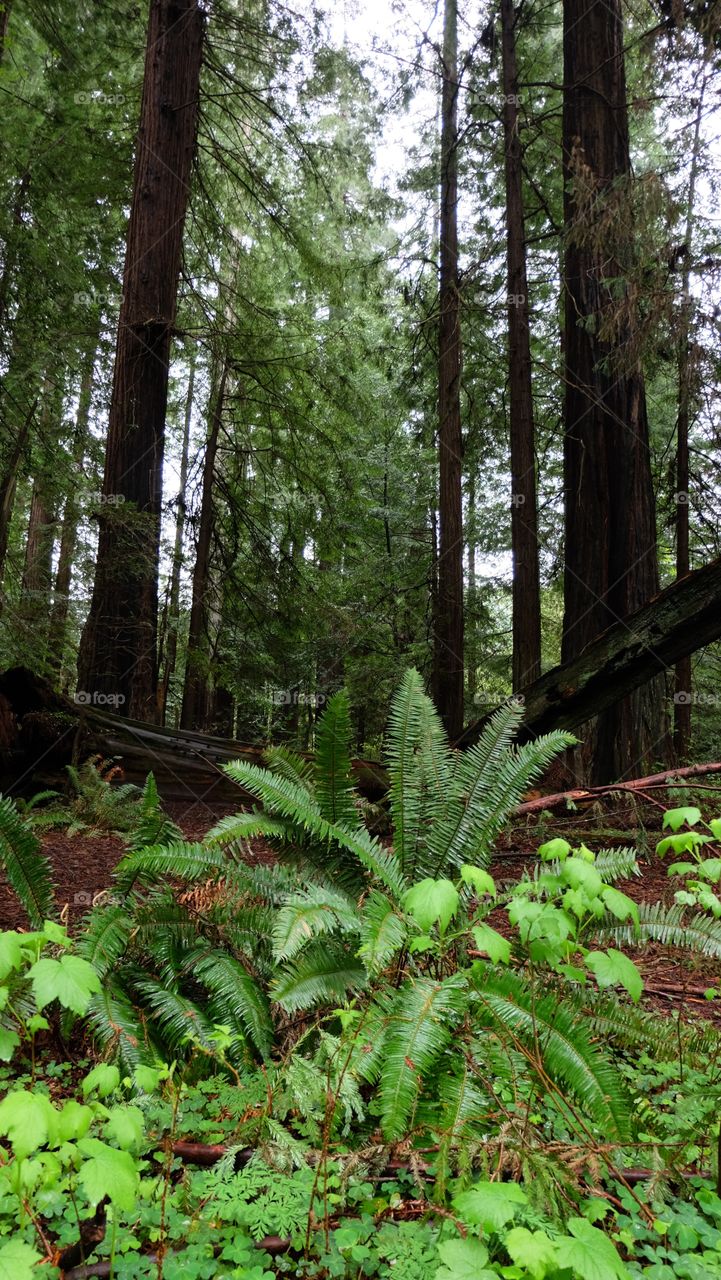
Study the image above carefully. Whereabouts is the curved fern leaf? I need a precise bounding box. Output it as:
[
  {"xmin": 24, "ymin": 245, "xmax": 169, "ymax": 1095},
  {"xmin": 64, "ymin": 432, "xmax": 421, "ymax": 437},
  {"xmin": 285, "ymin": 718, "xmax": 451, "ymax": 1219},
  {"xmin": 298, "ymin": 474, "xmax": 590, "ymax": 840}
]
[
  {"xmin": 191, "ymin": 949, "xmax": 274, "ymax": 1060},
  {"xmin": 272, "ymin": 940, "xmax": 366, "ymax": 1013},
  {"xmin": 0, "ymin": 794, "xmax": 55, "ymax": 926},
  {"xmin": 273, "ymin": 884, "xmax": 359, "ymax": 962},
  {"xmin": 314, "ymin": 690, "xmax": 359, "ymax": 829},
  {"xmin": 379, "ymin": 974, "xmax": 466, "ymax": 1141},
  {"xmin": 469, "ymin": 966, "xmax": 630, "ymax": 1139}
]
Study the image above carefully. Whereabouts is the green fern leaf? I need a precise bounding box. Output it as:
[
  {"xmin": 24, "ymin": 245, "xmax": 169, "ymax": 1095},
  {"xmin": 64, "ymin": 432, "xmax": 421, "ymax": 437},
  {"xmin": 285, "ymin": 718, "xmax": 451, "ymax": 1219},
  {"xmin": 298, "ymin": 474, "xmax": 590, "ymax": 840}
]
[{"xmin": 0, "ymin": 794, "xmax": 55, "ymax": 927}]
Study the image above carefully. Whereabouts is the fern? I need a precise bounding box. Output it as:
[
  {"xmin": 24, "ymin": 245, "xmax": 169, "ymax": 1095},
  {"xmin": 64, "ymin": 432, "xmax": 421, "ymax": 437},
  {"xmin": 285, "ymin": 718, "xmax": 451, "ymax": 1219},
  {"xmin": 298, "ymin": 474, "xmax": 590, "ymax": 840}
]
[
  {"xmin": 272, "ymin": 883, "xmax": 359, "ymax": 962},
  {"xmin": 385, "ymin": 668, "xmax": 428, "ymax": 876},
  {"xmin": 313, "ymin": 690, "xmax": 358, "ymax": 828},
  {"xmin": 126, "ymin": 773, "xmax": 182, "ymax": 851},
  {"xmin": 598, "ymin": 901, "xmax": 721, "ymax": 956},
  {"xmin": 191, "ymin": 949, "xmax": 274, "ymax": 1060},
  {"xmin": 272, "ymin": 939, "xmax": 367, "ymax": 1013},
  {"xmin": 0, "ymin": 793, "xmax": 55, "ymax": 926},
  {"xmin": 114, "ymin": 841, "xmax": 228, "ymax": 892},
  {"xmin": 79, "ymin": 904, "xmax": 134, "ymax": 979},
  {"xmin": 357, "ymin": 891, "xmax": 406, "ymax": 977},
  {"xmin": 379, "ymin": 974, "xmax": 466, "ymax": 1140},
  {"xmin": 222, "ymin": 762, "xmax": 405, "ymax": 897},
  {"xmin": 469, "ymin": 965, "xmax": 631, "ymax": 1139}
]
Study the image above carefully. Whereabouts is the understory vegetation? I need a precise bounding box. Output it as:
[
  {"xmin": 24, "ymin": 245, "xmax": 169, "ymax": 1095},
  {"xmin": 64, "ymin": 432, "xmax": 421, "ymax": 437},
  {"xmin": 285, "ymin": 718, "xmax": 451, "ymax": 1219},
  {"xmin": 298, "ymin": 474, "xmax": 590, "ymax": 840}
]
[{"xmin": 2, "ymin": 675, "xmax": 721, "ymax": 1277}]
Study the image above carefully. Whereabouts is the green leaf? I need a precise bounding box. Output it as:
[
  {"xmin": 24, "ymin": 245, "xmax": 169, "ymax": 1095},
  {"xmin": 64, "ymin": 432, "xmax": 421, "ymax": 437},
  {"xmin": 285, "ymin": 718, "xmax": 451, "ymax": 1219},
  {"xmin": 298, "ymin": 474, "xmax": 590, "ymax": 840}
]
[
  {"xmin": 601, "ymin": 887, "xmax": 639, "ymax": 925},
  {"xmin": 77, "ymin": 1137, "xmax": 139, "ymax": 1210},
  {"xmin": 697, "ymin": 859, "xmax": 721, "ymax": 883},
  {"xmin": 663, "ymin": 806, "xmax": 702, "ymax": 831},
  {"xmin": 555, "ymin": 1217, "xmax": 629, "ymax": 1280},
  {"xmin": 709, "ymin": 819, "xmax": 721, "ymax": 839},
  {"xmin": 105, "ymin": 1105, "xmax": 144, "ymax": 1152},
  {"xmin": 460, "ymin": 866, "xmax": 496, "ymax": 897},
  {"xmin": 403, "ymin": 878, "xmax": 459, "ymax": 933},
  {"xmin": 472, "ymin": 923, "xmax": 511, "ymax": 964},
  {"xmin": 657, "ymin": 832, "xmax": 709, "ymax": 856},
  {"xmin": 505, "ymin": 1227, "xmax": 558, "ymax": 1279},
  {"xmin": 585, "ymin": 950, "xmax": 643, "ymax": 1002},
  {"xmin": 538, "ymin": 838, "xmax": 571, "ymax": 861},
  {"xmin": 436, "ymin": 1238, "xmax": 495, "ymax": 1280},
  {"xmin": 0, "ymin": 1089, "xmax": 56, "ymax": 1158},
  {"xmin": 133, "ymin": 1065, "xmax": 167, "ymax": 1093},
  {"xmin": 0, "ymin": 1240, "xmax": 42, "ymax": 1280},
  {"xmin": 82, "ymin": 1063, "xmax": 121, "ymax": 1098},
  {"xmin": 0, "ymin": 932, "xmax": 23, "ymax": 981},
  {"xmin": 28, "ymin": 954, "xmax": 101, "ymax": 1014},
  {"xmin": 561, "ymin": 857, "xmax": 603, "ymax": 896},
  {"xmin": 453, "ymin": 1180, "xmax": 528, "ymax": 1231},
  {"xmin": 57, "ymin": 1099, "xmax": 93, "ymax": 1143},
  {"xmin": 0, "ymin": 1028, "xmax": 19, "ymax": 1061}
]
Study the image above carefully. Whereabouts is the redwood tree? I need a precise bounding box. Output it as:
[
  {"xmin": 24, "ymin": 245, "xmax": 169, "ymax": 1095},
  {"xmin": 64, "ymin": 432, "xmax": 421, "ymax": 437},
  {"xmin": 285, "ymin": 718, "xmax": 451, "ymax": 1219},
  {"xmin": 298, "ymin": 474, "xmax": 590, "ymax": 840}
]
[
  {"xmin": 77, "ymin": 0, "xmax": 204, "ymax": 719},
  {"xmin": 500, "ymin": 0, "xmax": 541, "ymax": 691},
  {"xmin": 435, "ymin": 0, "xmax": 464, "ymax": 740},
  {"xmin": 561, "ymin": 0, "xmax": 664, "ymax": 783}
]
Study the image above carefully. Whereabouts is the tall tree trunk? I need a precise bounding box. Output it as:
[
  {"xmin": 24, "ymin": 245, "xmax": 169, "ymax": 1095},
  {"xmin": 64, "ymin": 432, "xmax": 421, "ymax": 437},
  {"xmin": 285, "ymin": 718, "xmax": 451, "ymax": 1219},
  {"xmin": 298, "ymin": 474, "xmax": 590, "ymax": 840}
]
[
  {"xmin": 158, "ymin": 354, "xmax": 195, "ymax": 723},
  {"xmin": 19, "ymin": 477, "xmax": 56, "ymax": 666},
  {"xmin": 47, "ymin": 343, "xmax": 97, "ymax": 679},
  {"xmin": 673, "ymin": 76, "xmax": 705, "ymax": 761},
  {"xmin": 561, "ymin": 0, "xmax": 663, "ymax": 783},
  {"xmin": 500, "ymin": 0, "xmax": 541, "ymax": 692},
  {"xmin": 466, "ymin": 473, "xmax": 477, "ymax": 704},
  {"xmin": 77, "ymin": 0, "xmax": 204, "ymax": 720},
  {"xmin": 435, "ymin": 0, "xmax": 464, "ymax": 740},
  {"xmin": 0, "ymin": 0, "xmax": 12, "ymax": 64},
  {"xmin": 0, "ymin": 401, "xmax": 33, "ymax": 599},
  {"xmin": 180, "ymin": 361, "xmax": 228, "ymax": 731}
]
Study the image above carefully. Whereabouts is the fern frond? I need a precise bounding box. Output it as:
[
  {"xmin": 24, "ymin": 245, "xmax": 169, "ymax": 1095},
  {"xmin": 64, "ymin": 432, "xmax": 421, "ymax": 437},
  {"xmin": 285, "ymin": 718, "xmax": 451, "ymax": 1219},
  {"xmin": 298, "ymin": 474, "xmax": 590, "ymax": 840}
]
[
  {"xmin": 357, "ymin": 891, "xmax": 406, "ymax": 977},
  {"xmin": 79, "ymin": 904, "xmax": 134, "ymax": 979},
  {"xmin": 272, "ymin": 884, "xmax": 359, "ymax": 962},
  {"xmin": 469, "ymin": 966, "xmax": 630, "ymax": 1139},
  {"xmin": 191, "ymin": 949, "xmax": 274, "ymax": 1060},
  {"xmin": 86, "ymin": 979, "xmax": 152, "ymax": 1074},
  {"xmin": 385, "ymin": 668, "xmax": 428, "ymax": 877},
  {"xmin": 205, "ymin": 811, "xmax": 289, "ymax": 846},
  {"xmin": 131, "ymin": 975, "xmax": 216, "ymax": 1053},
  {"xmin": 379, "ymin": 974, "xmax": 466, "ymax": 1141},
  {"xmin": 0, "ymin": 794, "xmax": 55, "ymax": 926},
  {"xmin": 598, "ymin": 901, "xmax": 721, "ymax": 957},
  {"xmin": 272, "ymin": 940, "xmax": 366, "ymax": 1013},
  {"xmin": 593, "ymin": 848, "xmax": 640, "ymax": 881},
  {"xmin": 126, "ymin": 773, "xmax": 182, "ymax": 851},
  {"xmin": 313, "ymin": 690, "xmax": 359, "ymax": 829},
  {"xmin": 114, "ymin": 841, "xmax": 228, "ymax": 892},
  {"xmin": 264, "ymin": 745, "xmax": 315, "ymax": 792},
  {"xmin": 223, "ymin": 762, "xmax": 404, "ymax": 897}
]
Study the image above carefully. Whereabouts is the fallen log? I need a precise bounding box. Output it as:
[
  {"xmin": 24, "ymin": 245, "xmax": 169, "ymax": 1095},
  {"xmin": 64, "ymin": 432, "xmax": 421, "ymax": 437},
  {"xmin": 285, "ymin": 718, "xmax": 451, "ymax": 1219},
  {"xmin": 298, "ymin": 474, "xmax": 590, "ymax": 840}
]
[
  {"xmin": 457, "ymin": 555, "xmax": 721, "ymax": 750},
  {"xmin": 512, "ymin": 760, "xmax": 721, "ymax": 817},
  {"xmin": 0, "ymin": 667, "xmax": 389, "ymax": 803}
]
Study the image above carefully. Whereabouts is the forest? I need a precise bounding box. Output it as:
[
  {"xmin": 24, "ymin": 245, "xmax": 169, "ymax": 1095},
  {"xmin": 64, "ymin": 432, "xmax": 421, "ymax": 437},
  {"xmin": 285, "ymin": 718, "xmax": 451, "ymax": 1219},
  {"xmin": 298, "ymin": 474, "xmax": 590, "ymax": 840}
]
[{"xmin": 2, "ymin": 0, "xmax": 721, "ymax": 1276}]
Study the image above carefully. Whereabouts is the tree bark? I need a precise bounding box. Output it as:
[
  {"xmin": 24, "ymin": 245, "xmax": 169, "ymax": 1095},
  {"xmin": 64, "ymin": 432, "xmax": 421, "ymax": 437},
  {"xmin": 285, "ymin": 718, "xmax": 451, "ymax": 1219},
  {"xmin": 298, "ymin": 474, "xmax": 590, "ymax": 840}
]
[
  {"xmin": 500, "ymin": 0, "xmax": 541, "ymax": 691},
  {"xmin": 456, "ymin": 554, "xmax": 721, "ymax": 751},
  {"xmin": 673, "ymin": 76, "xmax": 706, "ymax": 760},
  {"xmin": 562, "ymin": 0, "xmax": 663, "ymax": 783},
  {"xmin": 180, "ymin": 361, "xmax": 228, "ymax": 731},
  {"xmin": 158, "ymin": 354, "xmax": 195, "ymax": 723},
  {"xmin": 48, "ymin": 343, "xmax": 97, "ymax": 679},
  {"xmin": 434, "ymin": 0, "xmax": 464, "ymax": 740},
  {"xmin": 77, "ymin": 0, "xmax": 204, "ymax": 720}
]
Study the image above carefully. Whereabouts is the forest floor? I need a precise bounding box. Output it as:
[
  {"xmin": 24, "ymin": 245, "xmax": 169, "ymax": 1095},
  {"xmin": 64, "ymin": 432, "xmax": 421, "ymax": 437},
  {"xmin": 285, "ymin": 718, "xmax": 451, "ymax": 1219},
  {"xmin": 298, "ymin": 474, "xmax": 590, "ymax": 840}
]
[{"xmin": 2, "ymin": 793, "xmax": 719, "ymax": 1024}]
